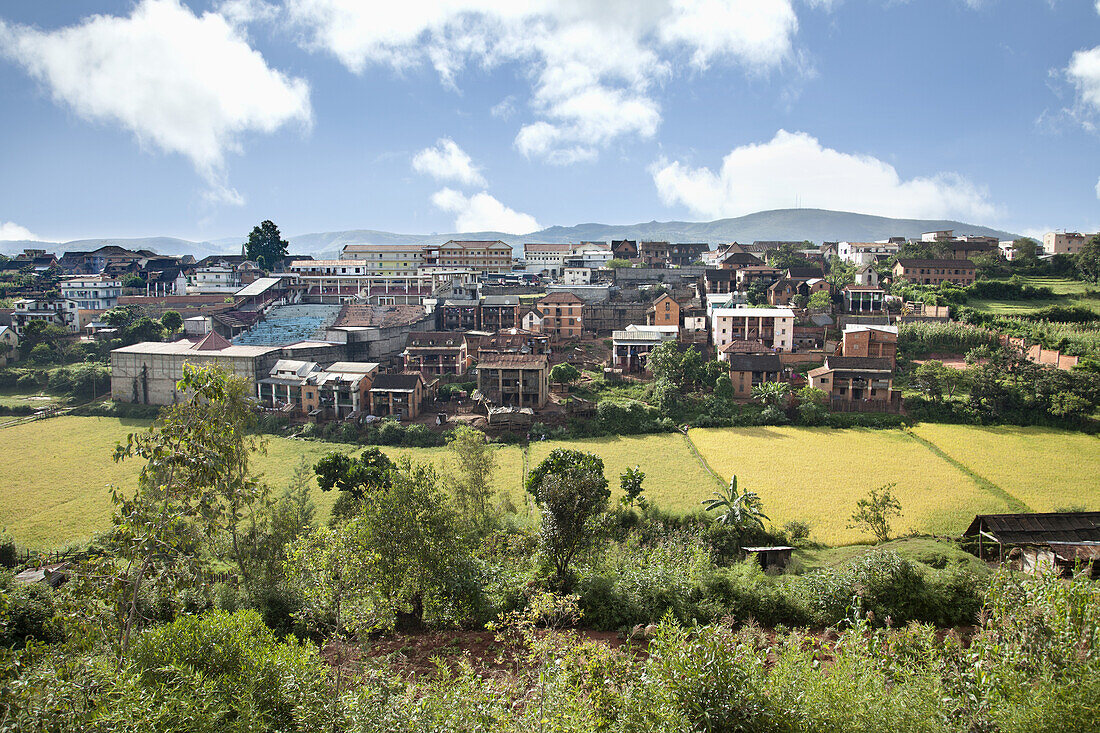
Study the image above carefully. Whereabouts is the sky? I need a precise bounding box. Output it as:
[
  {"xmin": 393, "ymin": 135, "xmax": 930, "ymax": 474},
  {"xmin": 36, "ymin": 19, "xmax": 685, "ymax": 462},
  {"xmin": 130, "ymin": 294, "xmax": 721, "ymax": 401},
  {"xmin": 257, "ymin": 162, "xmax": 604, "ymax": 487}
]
[{"xmin": 1, "ymin": 0, "xmax": 1099, "ymax": 243}]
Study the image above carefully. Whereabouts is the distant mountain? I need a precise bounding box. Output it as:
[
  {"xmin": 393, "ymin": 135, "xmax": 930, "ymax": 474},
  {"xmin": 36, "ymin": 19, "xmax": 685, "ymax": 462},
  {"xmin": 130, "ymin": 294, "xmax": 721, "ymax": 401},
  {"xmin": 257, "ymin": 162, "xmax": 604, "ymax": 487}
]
[{"xmin": 0, "ymin": 209, "xmax": 1020, "ymax": 260}]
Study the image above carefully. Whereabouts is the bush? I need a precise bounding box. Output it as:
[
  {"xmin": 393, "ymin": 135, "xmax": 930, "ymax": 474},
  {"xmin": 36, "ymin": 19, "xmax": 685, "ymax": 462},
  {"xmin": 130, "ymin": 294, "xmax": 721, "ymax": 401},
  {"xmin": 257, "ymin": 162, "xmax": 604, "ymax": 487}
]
[{"xmin": 0, "ymin": 573, "xmax": 59, "ymax": 648}]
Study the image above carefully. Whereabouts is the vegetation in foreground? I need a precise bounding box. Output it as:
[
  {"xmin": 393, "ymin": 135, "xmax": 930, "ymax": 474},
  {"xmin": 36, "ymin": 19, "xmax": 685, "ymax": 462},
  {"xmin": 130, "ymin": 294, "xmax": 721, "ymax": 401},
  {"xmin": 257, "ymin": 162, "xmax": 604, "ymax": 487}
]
[{"xmin": 1, "ymin": 365, "xmax": 1098, "ymax": 732}]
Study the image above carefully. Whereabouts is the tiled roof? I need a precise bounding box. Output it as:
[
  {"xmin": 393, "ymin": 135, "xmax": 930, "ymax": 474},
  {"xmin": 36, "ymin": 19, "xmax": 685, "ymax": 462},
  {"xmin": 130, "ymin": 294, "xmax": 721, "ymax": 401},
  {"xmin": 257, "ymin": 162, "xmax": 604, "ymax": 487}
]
[
  {"xmin": 726, "ymin": 354, "xmax": 784, "ymax": 373},
  {"xmin": 964, "ymin": 512, "xmax": 1100, "ymax": 545},
  {"xmin": 539, "ymin": 292, "xmax": 583, "ymax": 304},
  {"xmin": 825, "ymin": 356, "xmax": 894, "ymax": 371},
  {"xmin": 895, "ymin": 259, "xmax": 976, "ymax": 269},
  {"xmin": 370, "ymin": 373, "xmax": 423, "ymax": 391},
  {"xmin": 477, "ymin": 354, "xmax": 548, "ymax": 370}
]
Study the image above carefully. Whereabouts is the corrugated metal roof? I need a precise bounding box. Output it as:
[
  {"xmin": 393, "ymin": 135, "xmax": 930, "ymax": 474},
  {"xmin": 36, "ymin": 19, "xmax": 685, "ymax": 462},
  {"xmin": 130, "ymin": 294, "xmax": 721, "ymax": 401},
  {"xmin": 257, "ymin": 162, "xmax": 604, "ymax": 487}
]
[{"xmin": 964, "ymin": 512, "xmax": 1100, "ymax": 544}]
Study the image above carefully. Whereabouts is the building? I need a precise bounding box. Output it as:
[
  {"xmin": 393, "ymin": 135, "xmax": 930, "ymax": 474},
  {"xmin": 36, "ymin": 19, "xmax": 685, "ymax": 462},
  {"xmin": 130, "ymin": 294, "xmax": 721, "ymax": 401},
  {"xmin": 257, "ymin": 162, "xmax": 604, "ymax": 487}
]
[
  {"xmin": 476, "ymin": 353, "xmax": 549, "ymax": 408},
  {"xmin": 717, "ymin": 339, "xmax": 774, "ymax": 363},
  {"xmin": 0, "ymin": 326, "xmax": 18, "ymax": 366},
  {"xmin": 369, "ymin": 372, "xmax": 429, "ymax": 419},
  {"xmin": 479, "ymin": 295, "xmax": 520, "ymax": 331},
  {"xmin": 726, "ymin": 353, "xmax": 785, "ymax": 400},
  {"xmin": 477, "ymin": 328, "xmax": 551, "ymax": 358},
  {"xmin": 611, "ymin": 240, "xmax": 638, "ymax": 259},
  {"xmin": 837, "ymin": 241, "xmax": 900, "ymax": 265},
  {"xmin": 12, "ymin": 297, "xmax": 77, "ymax": 335},
  {"xmin": 59, "ymin": 275, "xmax": 123, "ymax": 312},
  {"xmin": 767, "ymin": 277, "xmax": 829, "ymax": 306},
  {"xmin": 639, "ymin": 241, "xmax": 710, "ymax": 267},
  {"xmin": 892, "ymin": 259, "xmax": 976, "ymax": 287},
  {"xmin": 189, "ymin": 265, "xmax": 241, "ymax": 294},
  {"xmin": 287, "ymin": 259, "xmax": 450, "ymax": 304},
  {"xmin": 708, "ymin": 306, "xmax": 796, "ymax": 352},
  {"xmin": 339, "ymin": 244, "xmax": 426, "ymax": 274},
  {"xmin": 611, "ymin": 324, "xmax": 678, "ymax": 372},
  {"xmin": 840, "ymin": 325, "xmax": 898, "ymax": 364},
  {"xmin": 853, "ymin": 264, "xmax": 879, "ymax": 287},
  {"xmin": 1043, "ymin": 231, "xmax": 1095, "ymax": 256},
  {"xmin": 537, "ymin": 292, "xmax": 583, "ymax": 340},
  {"xmin": 808, "ymin": 355, "xmax": 899, "ymax": 409},
  {"xmin": 424, "ymin": 240, "xmax": 512, "ymax": 273},
  {"xmin": 963, "ymin": 512, "xmax": 1100, "ymax": 575},
  {"xmin": 521, "ymin": 308, "xmax": 543, "ymax": 333},
  {"xmin": 402, "ymin": 332, "xmax": 469, "ymax": 376},
  {"xmin": 842, "ymin": 285, "xmax": 886, "ymax": 314},
  {"xmin": 437, "ymin": 299, "xmax": 480, "ymax": 331},
  {"xmin": 523, "ymin": 243, "xmax": 573, "ymax": 277},
  {"xmin": 646, "ymin": 293, "xmax": 681, "ymax": 328},
  {"xmin": 563, "ymin": 266, "xmax": 593, "ymax": 286},
  {"xmin": 255, "ymin": 360, "xmax": 379, "ymax": 420}
]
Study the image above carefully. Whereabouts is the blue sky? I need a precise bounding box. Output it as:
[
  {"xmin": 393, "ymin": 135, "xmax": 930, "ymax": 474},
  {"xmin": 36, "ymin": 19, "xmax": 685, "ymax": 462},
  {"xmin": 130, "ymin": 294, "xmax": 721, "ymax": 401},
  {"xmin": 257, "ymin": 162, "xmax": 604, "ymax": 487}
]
[{"xmin": 1, "ymin": 0, "xmax": 1099, "ymax": 243}]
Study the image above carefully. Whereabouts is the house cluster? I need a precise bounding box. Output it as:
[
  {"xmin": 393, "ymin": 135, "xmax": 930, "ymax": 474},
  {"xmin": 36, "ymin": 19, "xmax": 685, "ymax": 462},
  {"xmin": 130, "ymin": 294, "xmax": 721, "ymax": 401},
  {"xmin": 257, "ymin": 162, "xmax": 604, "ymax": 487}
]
[{"xmin": 3, "ymin": 223, "xmax": 1048, "ymax": 423}]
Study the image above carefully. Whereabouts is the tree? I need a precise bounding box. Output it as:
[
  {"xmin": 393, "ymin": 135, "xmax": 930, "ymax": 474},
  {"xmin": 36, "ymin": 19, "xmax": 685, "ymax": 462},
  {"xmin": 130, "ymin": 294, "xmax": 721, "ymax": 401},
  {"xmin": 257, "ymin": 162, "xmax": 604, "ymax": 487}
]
[
  {"xmin": 619, "ymin": 465, "xmax": 646, "ymax": 509},
  {"xmin": 122, "ymin": 274, "xmax": 144, "ymax": 289},
  {"xmin": 808, "ymin": 290, "xmax": 832, "ymax": 310},
  {"xmin": 246, "ymin": 220, "xmax": 289, "ymax": 269},
  {"xmin": 702, "ymin": 476, "xmax": 769, "ymax": 532},
  {"xmin": 314, "ymin": 448, "xmax": 395, "ymax": 521},
  {"xmin": 766, "ymin": 242, "xmax": 811, "ymax": 270},
  {"xmin": 751, "ymin": 380, "xmax": 790, "ymax": 408},
  {"xmin": 549, "ymin": 362, "xmax": 581, "ymax": 390},
  {"xmin": 526, "ymin": 449, "xmax": 610, "ymax": 587},
  {"xmin": 1012, "ymin": 237, "xmax": 1041, "ymax": 268},
  {"xmin": 912, "ymin": 360, "xmax": 948, "ymax": 401},
  {"xmin": 19, "ymin": 320, "xmax": 68, "ymax": 356},
  {"xmin": 848, "ymin": 484, "xmax": 902, "ymax": 542},
  {"xmin": 746, "ymin": 279, "xmax": 769, "ymax": 305},
  {"xmin": 160, "ymin": 310, "xmax": 183, "ymax": 333},
  {"xmin": 791, "ymin": 294, "xmax": 809, "ymax": 309},
  {"xmin": 606, "ymin": 258, "xmax": 632, "ymax": 268},
  {"xmin": 109, "ymin": 364, "xmax": 265, "ymax": 660},
  {"xmin": 1076, "ymin": 233, "xmax": 1100, "ymax": 283},
  {"xmin": 445, "ymin": 425, "xmax": 496, "ymax": 530}
]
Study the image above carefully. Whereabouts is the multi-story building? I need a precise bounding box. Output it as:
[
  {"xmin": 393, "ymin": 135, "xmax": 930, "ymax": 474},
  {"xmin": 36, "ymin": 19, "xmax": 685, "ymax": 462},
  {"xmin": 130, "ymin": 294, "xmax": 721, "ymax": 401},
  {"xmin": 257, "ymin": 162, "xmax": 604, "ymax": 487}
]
[
  {"xmin": 59, "ymin": 275, "xmax": 123, "ymax": 311},
  {"xmin": 255, "ymin": 359, "xmax": 379, "ymax": 420},
  {"xmin": 476, "ymin": 328, "xmax": 551, "ymax": 359},
  {"xmin": 842, "ymin": 285, "xmax": 886, "ymax": 313},
  {"xmin": 840, "ymin": 325, "xmax": 898, "ymax": 365},
  {"xmin": 837, "ymin": 241, "xmax": 900, "ymax": 265},
  {"xmin": 402, "ymin": 332, "xmax": 469, "ymax": 376},
  {"xmin": 646, "ymin": 293, "xmax": 681, "ymax": 328},
  {"xmin": 537, "ymin": 292, "xmax": 583, "ymax": 340},
  {"xmin": 437, "ymin": 299, "xmax": 480, "ymax": 331},
  {"xmin": 523, "ymin": 243, "xmax": 572, "ymax": 277},
  {"xmin": 611, "ymin": 239, "xmax": 638, "ymax": 259},
  {"xmin": 424, "ymin": 240, "xmax": 512, "ymax": 273},
  {"xmin": 808, "ymin": 355, "xmax": 900, "ymax": 409},
  {"xmin": 1043, "ymin": 231, "xmax": 1095, "ymax": 256},
  {"xmin": 611, "ymin": 325, "xmax": 678, "ymax": 372},
  {"xmin": 369, "ymin": 372, "xmax": 429, "ymax": 419},
  {"xmin": 12, "ymin": 297, "xmax": 77, "ymax": 335},
  {"xmin": 0, "ymin": 326, "xmax": 17, "ymax": 366},
  {"xmin": 726, "ymin": 354, "xmax": 785, "ymax": 400},
  {"xmin": 188, "ymin": 265, "xmax": 241, "ymax": 294},
  {"xmin": 476, "ymin": 354, "xmax": 549, "ymax": 409},
  {"xmin": 339, "ymin": 244, "xmax": 426, "ymax": 274},
  {"xmin": 479, "ymin": 295, "xmax": 520, "ymax": 331},
  {"xmin": 892, "ymin": 259, "xmax": 976, "ymax": 286},
  {"xmin": 287, "ymin": 259, "xmax": 445, "ymax": 304},
  {"xmin": 708, "ymin": 306, "xmax": 796, "ymax": 352},
  {"xmin": 639, "ymin": 241, "xmax": 710, "ymax": 267}
]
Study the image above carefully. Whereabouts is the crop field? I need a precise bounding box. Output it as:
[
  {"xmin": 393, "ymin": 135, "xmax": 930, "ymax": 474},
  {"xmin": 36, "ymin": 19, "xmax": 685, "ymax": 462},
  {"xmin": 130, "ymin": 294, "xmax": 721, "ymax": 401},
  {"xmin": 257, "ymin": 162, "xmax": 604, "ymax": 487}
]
[
  {"xmin": 1, "ymin": 417, "xmax": 1096, "ymax": 549},
  {"xmin": 688, "ymin": 427, "xmax": 1012, "ymax": 545},
  {"xmin": 910, "ymin": 424, "xmax": 1100, "ymax": 513}
]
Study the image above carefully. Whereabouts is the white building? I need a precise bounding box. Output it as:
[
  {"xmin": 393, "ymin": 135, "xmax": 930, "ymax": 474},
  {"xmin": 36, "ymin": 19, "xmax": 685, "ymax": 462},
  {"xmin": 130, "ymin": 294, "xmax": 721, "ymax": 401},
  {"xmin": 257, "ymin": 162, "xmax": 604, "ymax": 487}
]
[
  {"xmin": 708, "ymin": 306, "xmax": 796, "ymax": 352},
  {"xmin": 12, "ymin": 297, "xmax": 78, "ymax": 334},
  {"xmin": 611, "ymin": 324, "xmax": 679, "ymax": 372},
  {"xmin": 563, "ymin": 266, "xmax": 592, "ymax": 285},
  {"xmin": 188, "ymin": 265, "xmax": 241, "ymax": 294},
  {"xmin": 837, "ymin": 241, "xmax": 900, "ymax": 265},
  {"xmin": 59, "ymin": 275, "xmax": 123, "ymax": 311}
]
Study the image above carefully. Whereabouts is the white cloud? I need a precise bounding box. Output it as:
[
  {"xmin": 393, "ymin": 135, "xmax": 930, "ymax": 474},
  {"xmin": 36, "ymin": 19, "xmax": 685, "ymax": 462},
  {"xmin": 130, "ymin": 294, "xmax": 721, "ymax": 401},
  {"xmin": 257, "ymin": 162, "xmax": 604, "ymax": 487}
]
[
  {"xmin": 412, "ymin": 138, "xmax": 487, "ymax": 186},
  {"xmin": 430, "ymin": 188, "xmax": 540, "ymax": 234},
  {"xmin": 1068, "ymin": 46, "xmax": 1100, "ymax": 117},
  {"xmin": 0, "ymin": 0, "xmax": 311, "ymax": 203},
  {"xmin": 0, "ymin": 222, "xmax": 40, "ymax": 241},
  {"xmin": 285, "ymin": 1, "xmax": 800, "ymax": 163},
  {"xmin": 651, "ymin": 130, "xmax": 998, "ymax": 222}
]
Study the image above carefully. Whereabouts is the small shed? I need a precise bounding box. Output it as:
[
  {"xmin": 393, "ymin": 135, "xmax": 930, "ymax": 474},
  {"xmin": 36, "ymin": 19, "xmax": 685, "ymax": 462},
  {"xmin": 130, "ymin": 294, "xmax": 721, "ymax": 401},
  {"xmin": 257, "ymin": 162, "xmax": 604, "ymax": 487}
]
[
  {"xmin": 14, "ymin": 562, "xmax": 70, "ymax": 588},
  {"xmin": 964, "ymin": 512, "xmax": 1100, "ymax": 577},
  {"xmin": 743, "ymin": 546, "xmax": 794, "ymax": 573}
]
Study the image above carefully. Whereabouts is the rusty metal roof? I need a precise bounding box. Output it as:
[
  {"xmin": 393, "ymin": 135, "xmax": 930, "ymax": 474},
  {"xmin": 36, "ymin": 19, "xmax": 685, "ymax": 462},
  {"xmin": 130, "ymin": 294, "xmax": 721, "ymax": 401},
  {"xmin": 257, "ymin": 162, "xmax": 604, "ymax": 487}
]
[{"xmin": 964, "ymin": 512, "xmax": 1100, "ymax": 544}]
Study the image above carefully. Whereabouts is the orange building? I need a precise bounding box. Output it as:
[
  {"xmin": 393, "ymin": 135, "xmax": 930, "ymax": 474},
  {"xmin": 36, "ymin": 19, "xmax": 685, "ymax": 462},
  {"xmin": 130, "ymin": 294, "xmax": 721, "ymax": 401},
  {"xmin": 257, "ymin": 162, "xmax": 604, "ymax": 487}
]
[
  {"xmin": 537, "ymin": 292, "xmax": 584, "ymax": 340},
  {"xmin": 646, "ymin": 293, "xmax": 681, "ymax": 328}
]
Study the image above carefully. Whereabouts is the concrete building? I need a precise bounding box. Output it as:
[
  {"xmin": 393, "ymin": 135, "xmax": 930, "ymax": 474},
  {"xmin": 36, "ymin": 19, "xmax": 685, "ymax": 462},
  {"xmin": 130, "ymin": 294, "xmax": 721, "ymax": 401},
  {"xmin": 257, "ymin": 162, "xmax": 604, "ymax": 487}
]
[
  {"xmin": 563, "ymin": 267, "xmax": 593, "ymax": 286},
  {"xmin": 639, "ymin": 241, "xmax": 710, "ymax": 267},
  {"xmin": 339, "ymin": 243, "xmax": 426, "ymax": 274},
  {"xmin": 12, "ymin": 297, "xmax": 77, "ymax": 335},
  {"xmin": 1043, "ymin": 231, "xmax": 1095, "ymax": 256},
  {"xmin": 892, "ymin": 259, "xmax": 976, "ymax": 286},
  {"xmin": 476, "ymin": 353, "xmax": 549, "ymax": 408},
  {"xmin": 837, "ymin": 241, "xmax": 900, "ymax": 265},
  {"xmin": 726, "ymin": 354, "xmax": 785, "ymax": 400},
  {"xmin": 841, "ymin": 325, "xmax": 898, "ymax": 364},
  {"xmin": 255, "ymin": 360, "xmax": 379, "ymax": 420},
  {"xmin": 59, "ymin": 275, "xmax": 123, "ymax": 312},
  {"xmin": 808, "ymin": 355, "xmax": 899, "ymax": 409},
  {"xmin": 0, "ymin": 326, "xmax": 18, "ymax": 366},
  {"xmin": 287, "ymin": 259, "xmax": 439, "ymax": 304},
  {"xmin": 708, "ymin": 306, "xmax": 796, "ymax": 352},
  {"xmin": 842, "ymin": 285, "xmax": 886, "ymax": 314}
]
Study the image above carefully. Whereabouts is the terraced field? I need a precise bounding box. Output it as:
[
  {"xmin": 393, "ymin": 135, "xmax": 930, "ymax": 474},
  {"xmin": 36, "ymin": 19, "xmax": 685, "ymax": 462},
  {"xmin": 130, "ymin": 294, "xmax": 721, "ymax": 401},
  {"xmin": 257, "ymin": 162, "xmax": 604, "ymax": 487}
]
[{"xmin": 1, "ymin": 417, "xmax": 1094, "ymax": 549}]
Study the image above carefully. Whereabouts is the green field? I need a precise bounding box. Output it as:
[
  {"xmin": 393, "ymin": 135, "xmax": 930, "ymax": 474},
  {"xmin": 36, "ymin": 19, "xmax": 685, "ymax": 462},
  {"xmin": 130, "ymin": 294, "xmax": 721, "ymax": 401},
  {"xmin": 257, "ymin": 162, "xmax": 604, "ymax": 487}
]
[
  {"xmin": 969, "ymin": 276, "xmax": 1100, "ymax": 314},
  {"xmin": 1, "ymin": 417, "xmax": 1097, "ymax": 549}
]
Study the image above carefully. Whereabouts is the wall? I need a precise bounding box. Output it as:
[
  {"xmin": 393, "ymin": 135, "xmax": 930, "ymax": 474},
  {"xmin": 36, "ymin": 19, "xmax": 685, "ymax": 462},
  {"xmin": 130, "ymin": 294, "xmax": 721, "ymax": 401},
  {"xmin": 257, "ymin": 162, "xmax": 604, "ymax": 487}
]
[
  {"xmin": 613, "ymin": 266, "xmax": 705, "ymax": 285},
  {"xmin": 582, "ymin": 302, "xmax": 648, "ymax": 333}
]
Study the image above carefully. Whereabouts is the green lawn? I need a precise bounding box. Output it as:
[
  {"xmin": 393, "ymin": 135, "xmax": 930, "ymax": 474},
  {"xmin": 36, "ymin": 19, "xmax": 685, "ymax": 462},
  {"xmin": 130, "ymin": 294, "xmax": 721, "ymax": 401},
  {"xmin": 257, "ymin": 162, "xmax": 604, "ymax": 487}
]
[
  {"xmin": 795, "ymin": 537, "xmax": 989, "ymax": 574},
  {"xmin": 969, "ymin": 276, "xmax": 1100, "ymax": 314},
  {"xmin": 2, "ymin": 417, "xmax": 1096, "ymax": 551},
  {"xmin": 0, "ymin": 390, "xmax": 64, "ymax": 409}
]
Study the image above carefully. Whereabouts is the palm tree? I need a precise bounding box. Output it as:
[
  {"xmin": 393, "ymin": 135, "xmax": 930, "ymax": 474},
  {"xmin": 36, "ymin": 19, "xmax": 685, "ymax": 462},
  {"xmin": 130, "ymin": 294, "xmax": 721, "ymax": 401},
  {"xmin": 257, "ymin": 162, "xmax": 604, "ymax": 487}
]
[
  {"xmin": 702, "ymin": 475, "xmax": 770, "ymax": 533},
  {"xmin": 751, "ymin": 381, "xmax": 790, "ymax": 408}
]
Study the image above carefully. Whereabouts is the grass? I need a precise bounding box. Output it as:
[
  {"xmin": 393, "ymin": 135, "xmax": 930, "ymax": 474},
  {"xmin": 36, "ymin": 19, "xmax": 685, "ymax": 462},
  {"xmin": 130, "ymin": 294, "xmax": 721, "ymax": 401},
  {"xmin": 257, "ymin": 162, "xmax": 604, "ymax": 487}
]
[
  {"xmin": 969, "ymin": 276, "xmax": 1100, "ymax": 315},
  {"xmin": 795, "ymin": 537, "xmax": 989, "ymax": 575},
  {"xmin": 688, "ymin": 427, "xmax": 1013, "ymax": 545},
  {"xmin": 2, "ymin": 417, "xmax": 1096, "ymax": 551},
  {"xmin": 909, "ymin": 424, "xmax": 1100, "ymax": 513},
  {"xmin": 0, "ymin": 390, "xmax": 64, "ymax": 409}
]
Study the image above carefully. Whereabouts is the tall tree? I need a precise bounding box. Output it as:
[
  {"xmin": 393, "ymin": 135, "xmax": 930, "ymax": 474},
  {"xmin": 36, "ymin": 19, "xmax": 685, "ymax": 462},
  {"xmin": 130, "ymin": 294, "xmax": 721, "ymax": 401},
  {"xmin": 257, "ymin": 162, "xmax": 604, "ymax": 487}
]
[
  {"xmin": 1076, "ymin": 234, "xmax": 1100, "ymax": 283},
  {"xmin": 445, "ymin": 425, "xmax": 496, "ymax": 530},
  {"xmin": 246, "ymin": 220, "xmax": 289, "ymax": 269}
]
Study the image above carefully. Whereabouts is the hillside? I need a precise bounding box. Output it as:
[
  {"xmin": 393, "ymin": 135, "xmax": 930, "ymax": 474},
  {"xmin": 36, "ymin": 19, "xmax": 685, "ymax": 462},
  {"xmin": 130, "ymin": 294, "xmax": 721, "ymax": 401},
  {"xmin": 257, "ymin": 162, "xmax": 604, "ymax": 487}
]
[{"xmin": 0, "ymin": 208, "xmax": 1020, "ymax": 259}]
